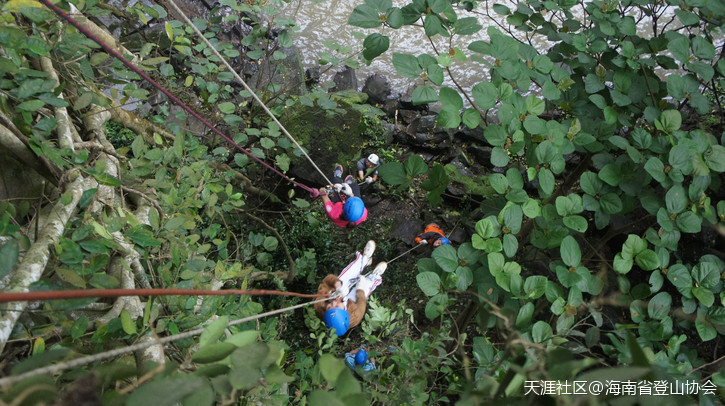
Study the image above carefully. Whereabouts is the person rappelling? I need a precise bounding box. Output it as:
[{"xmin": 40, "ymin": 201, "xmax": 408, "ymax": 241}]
[
  {"xmin": 314, "ymin": 241, "xmax": 386, "ymax": 337},
  {"xmin": 318, "ymin": 164, "xmax": 368, "ymax": 228},
  {"xmin": 414, "ymin": 223, "xmax": 451, "ymax": 247}
]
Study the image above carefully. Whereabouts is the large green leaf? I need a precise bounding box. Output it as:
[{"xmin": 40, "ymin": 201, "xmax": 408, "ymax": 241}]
[
  {"xmin": 0, "ymin": 240, "xmax": 19, "ymax": 279},
  {"xmin": 362, "ymin": 33, "xmax": 389, "ymax": 60},
  {"xmin": 411, "ymin": 85, "xmax": 438, "ymax": 105},
  {"xmin": 348, "ymin": 4, "xmax": 383, "ymax": 28},
  {"xmin": 392, "ymin": 53, "xmax": 422, "ymax": 78},
  {"xmin": 378, "ymin": 162, "xmax": 406, "ymax": 185},
  {"xmin": 560, "ymin": 236, "xmax": 581, "ymax": 268},
  {"xmin": 417, "ymin": 272, "xmax": 441, "ymax": 297},
  {"xmin": 432, "ymin": 244, "xmax": 458, "ymax": 272}
]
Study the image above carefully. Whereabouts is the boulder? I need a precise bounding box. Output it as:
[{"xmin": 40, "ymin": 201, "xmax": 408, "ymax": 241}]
[
  {"xmin": 361, "ymin": 74, "xmax": 391, "ymax": 105},
  {"xmin": 333, "ymin": 66, "xmax": 358, "ymax": 92}
]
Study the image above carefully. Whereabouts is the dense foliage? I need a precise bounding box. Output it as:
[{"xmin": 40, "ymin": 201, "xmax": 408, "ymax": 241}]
[{"xmin": 0, "ymin": 0, "xmax": 723, "ymax": 404}]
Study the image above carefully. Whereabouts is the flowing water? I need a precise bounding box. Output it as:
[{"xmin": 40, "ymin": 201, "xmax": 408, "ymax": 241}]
[{"xmin": 276, "ymin": 0, "xmax": 702, "ymax": 95}]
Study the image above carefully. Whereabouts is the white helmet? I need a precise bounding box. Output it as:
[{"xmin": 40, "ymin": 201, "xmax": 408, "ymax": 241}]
[{"xmin": 367, "ymin": 154, "xmax": 380, "ymax": 165}]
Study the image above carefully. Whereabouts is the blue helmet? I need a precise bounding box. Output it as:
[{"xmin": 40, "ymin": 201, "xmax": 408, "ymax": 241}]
[
  {"xmin": 343, "ymin": 197, "xmax": 365, "ymax": 223},
  {"xmin": 440, "ymin": 237, "xmax": 451, "ymax": 245},
  {"xmin": 355, "ymin": 350, "xmax": 368, "ymax": 365},
  {"xmin": 323, "ymin": 308, "xmax": 350, "ymax": 336}
]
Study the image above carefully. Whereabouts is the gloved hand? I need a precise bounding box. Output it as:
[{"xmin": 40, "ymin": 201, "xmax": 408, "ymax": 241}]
[
  {"xmin": 356, "ymin": 277, "xmax": 372, "ymax": 294},
  {"xmin": 341, "ymin": 184, "xmax": 354, "ymax": 197},
  {"xmin": 319, "ymin": 187, "xmax": 328, "ymax": 196},
  {"xmin": 335, "ymin": 283, "xmax": 350, "ymax": 298},
  {"xmin": 365, "ymin": 176, "xmax": 374, "ymax": 184},
  {"xmin": 333, "ymin": 183, "xmax": 343, "ymax": 192},
  {"xmin": 418, "ymin": 239, "xmax": 428, "ymax": 245}
]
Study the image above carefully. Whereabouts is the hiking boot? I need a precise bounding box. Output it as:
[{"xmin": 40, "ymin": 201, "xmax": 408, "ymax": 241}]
[
  {"xmin": 333, "ymin": 165, "xmax": 343, "ymax": 179},
  {"xmin": 371, "ymin": 261, "xmax": 387, "ymax": 277},
  {"xmin": 345, "ymin": 175, "xmax": 354, "ymax": 185},
  {"xmin": 361, "ymin": 240, "xmax": 375, "ymax": 267}
]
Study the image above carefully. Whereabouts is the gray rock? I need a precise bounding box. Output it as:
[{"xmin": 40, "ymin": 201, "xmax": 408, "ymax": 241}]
[
  {"xmin": 333, "ymin": 66, "xmax": 358, "ymax": 92},
  {"xmin": 406, "ymin": 115, "xmax": 442, "ymax": 135},
  {"xmin": 398, "ymin": 109, "xmax": 420, "ymax": 125},
  {"xmin": 468, "ymin": 145, "xmax": 493, "ymax": 166},
  {"xmin": 361, "ymin": 74, "xmax": 390, "ymax": 105}
]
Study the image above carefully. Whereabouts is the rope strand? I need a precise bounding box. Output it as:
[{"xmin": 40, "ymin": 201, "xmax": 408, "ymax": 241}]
[
  {"xmin": 0, "ymin": 288, "xmax": 320, "ymax": 303},
  {"xmin": 37, "ymin": 0, "xmax": 319, "ymax": 194},
  {"xmin": 165, "ymin": 0, "xmax": 334, "ymax": 187},
  {"xmin": 0, "ymin": 297, "xmax": 330, "ymax": 388}
]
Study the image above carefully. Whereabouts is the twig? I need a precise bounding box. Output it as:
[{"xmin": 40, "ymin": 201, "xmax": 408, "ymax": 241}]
[{"xmin": 121, "ymin": 186, "xmax": 165, "ymax": 219}]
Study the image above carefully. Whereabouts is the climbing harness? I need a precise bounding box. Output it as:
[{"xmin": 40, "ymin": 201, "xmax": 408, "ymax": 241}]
[
  {"xmin": 0, "ymin": 295, "xmax": 332, "ymax": 388},
  {"xmin": 37, "ymin": 0, "xmax": 330, "ymax": 197}
]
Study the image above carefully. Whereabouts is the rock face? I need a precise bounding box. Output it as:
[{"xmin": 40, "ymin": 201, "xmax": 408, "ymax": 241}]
[
  {"xmin": 361, "ymin": 74, "xmax": 391, "ymax": 105},
  {"xmin": 333, "ymin": 66, "xmax": 358, "ymax": 92},
  {"xmin": 281, "ymin": 92, "xmax": 375, "ymax": 186}
]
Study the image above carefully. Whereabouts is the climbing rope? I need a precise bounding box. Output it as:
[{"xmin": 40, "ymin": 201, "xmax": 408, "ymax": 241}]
[
  {"xmin": 37, "ymin": 0, "xmax": 326, "ymax": 197},
  {"xmin": 165, "ymin": 0, "xmax": 334, "ymax": 187},
  {"xmin": 0, "ymin": 288, "xmax": 320, "ymax": 303},
  {"xmin": 0, "ymin": 296, "xmax": 331, "ymax": 388},
  {"xmin": 386, "ymin": 243, "xmax": 425, "ymax": 264}
]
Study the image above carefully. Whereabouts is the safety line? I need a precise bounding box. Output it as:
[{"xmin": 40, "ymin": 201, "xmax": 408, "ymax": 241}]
[
  {"xmin": 0, "ymin": 288, "xmax": 320, "ymax": 303},
  {"xmin": 0, "ymin": 296, "xmax": 331, "ymax": 388},
  {"xmin": 38, "ymin": 0, "xmax": 319, "ymax": 195},
  {"xmin": 165, "ymin": 0, "xmax": 334, "ymax": 188},
  {"xmin": 386, "ymin": 243, "xmax": 424, "ymax": 264}
]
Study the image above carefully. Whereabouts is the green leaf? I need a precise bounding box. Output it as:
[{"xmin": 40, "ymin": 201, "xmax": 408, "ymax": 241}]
[
  {"xmin": 432, "ymin": 244, "xmax": 458, "ymax": 273},
  {"xmin": 635, "ymin": 249, "xmax": 659, "ymax": 271},
  {"xmin": 531, "ymin": 321, "xmax": 553, "ymax": 343},
  {"xmin": 0, "ymin": 240, "xmax": 19, "ymax": 279},
  {"xmin": 229, "ymin": 365, "xmax": 261, "ymax": 389},
  {"xmin": 563, "ymin": 215, "xmax": 587, "ymax": 232},
  {"xmin": 417, "ymin": 272, "xmax": 441, "ymax": 296},
  {"xmin": 665, "ymin": 184, "xmax": 687, "ymax": 214},
  {"xmin": 644, "ymin": 158, "xmax": 666, "ymax": 182},
  {"xmin": 411, "ymin": 85, "xmax": 437, "ymax": 105},
  {"xmin": 128, "ymin": 376, "xmax": 207, "ymax": 406},
  {"xmin": 426, "ymin": 63, "xmax": 444, "ymax": 85},
  {"xmin": 676, "ymin": 211, "xmax": 701, "ymax": 233},
  {"xmin": 437, "ymin": 107, "xmax": 461, "ymax": 128},
  {"xmin": 199, "ymin": 316, "xmax": 229, "ymax": 348},
  {"xmin": 598, "ymin": 163, "xmax": 621, "ymax": 186},
  {"xmin": 193, "ymin": 343, "xmax": 237, "ymax": 364},
  {"xmin": 560, "ymin": 236, "xmax": 580, "ymax": 268},
  {"xmin": 218, "ymin": 102, "xmax": 235, "ymax": 114},
  {"xmin": 461, "ymin": 108, "xmax": 481, "ymax": 129},
  {"xmin": 704, "ymin": 145, "xmax": 725, "ymax": 172},
  {"xmin": 454, "ymin": 17, "xmax": 482, "ymax": 35},
  {"xmin": 362, "ymin": 33, "xmax": 389, "ymax": 60},
  {"xmin": 695, "ymin": 318, "xmax": 717, "ymax": 341},
  {"xmin": 613, "ymin": 253, "xmax": 633, "ymax": 274},
  {"xmin": 538, "ymin": 168, "xmax": 555, "ymax": 197},
  {"xmin": 70, "ymin": 316, "xmax": 88, "ymax": 340},
  {"xmin": 666, "ymin": 264, "xmax": 692, "ymax": 288},
  {"xmin": 385, "ymin": 7, "xmax": 404, "ymax": 28},
  {"xmin": 378, "ymin": 162, "xmax": 406, "ymax": 185},
  {"xmin": 472, "ymin": 82, "xmax": 497, "ymax": 110},
  {"xmin": 92, "ymin": 172, "xmax": 122, "ymax": 187},
  {"xmin": 658, "ymin": 110, "xmax": 682, "ymax": 133},
  {"xmin": 319, "ymin": 353, "xmax": 346, "ymax": 384},
  {"xmin": 125, "ymin": 225, "xmax": 161, "ymax": 248},
  {"xmin": 648, "ymin": 292, "xmax": 671, "ymax": 320},
  {"xmin": 599, "ymin": 193, "xmax": 622, "ymax": 214},
  {"xmin": 404, "ymin": 154, "xmax": 427, "ymax": 176},
  {"xmin": 492, "ymin": 3, "xmax": 510, "ymax": 15},
  {"xmin": 691, "ymin": 36, "xmax": 715, "ymax": 60},
  {"xmin": 348, "ymin": 4, "xmax": 383, "ymax": 28},
  {"xmin": 526, "ymin": 95, "xmax": 545, "ymax": 115},
  {"xmin": 692, "ymin": 287, "xmax": 714, "ymax": 307},
  {"xmin": 516, "ymin": 302, "xmax": 534, "ymax": 329},
  {"xmin": 120, "ymin": 309, "xmax": 137, "ymax": 335},
  {"xmin": 439, "ymin": 87, "xmax": 463, "ymax": 110},
  {"xmin": 392, "ymin": 53, "xmax": 422, "ymax": 78},
  {"xmin": 491, "ymin": 147, "xmax": 509, "ymax": 167}
]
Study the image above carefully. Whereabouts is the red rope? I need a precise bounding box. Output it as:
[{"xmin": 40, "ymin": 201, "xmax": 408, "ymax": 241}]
[
  {"xmin": 0, "ymin": 288, "xmax": 321, "ymax": 303},
  {"xmin": 38, "ymin": 0, "xmax": 316, "ymax": 195}
]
